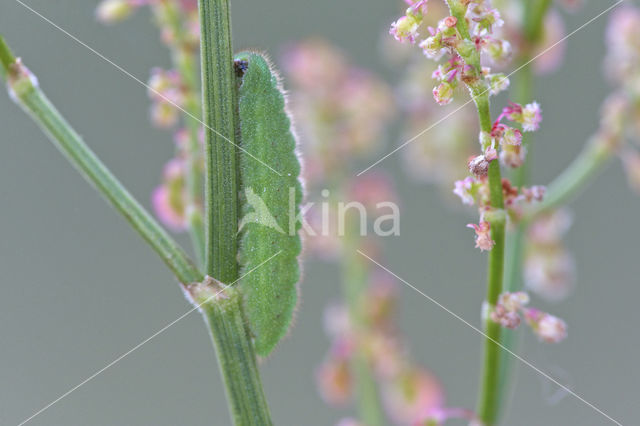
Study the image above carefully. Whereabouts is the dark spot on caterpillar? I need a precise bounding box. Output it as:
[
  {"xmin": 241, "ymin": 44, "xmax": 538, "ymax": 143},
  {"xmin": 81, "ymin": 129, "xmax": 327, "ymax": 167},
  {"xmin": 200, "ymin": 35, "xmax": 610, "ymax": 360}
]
[{"xmin": 234, "ymin": 59, "xmax": 249, "ymax": 77}]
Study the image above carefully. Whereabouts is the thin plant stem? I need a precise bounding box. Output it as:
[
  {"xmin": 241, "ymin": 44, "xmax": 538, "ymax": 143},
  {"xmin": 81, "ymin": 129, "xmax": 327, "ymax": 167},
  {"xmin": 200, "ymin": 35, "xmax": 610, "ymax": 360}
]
[
  {"xmin": 530, "ymin": 139, "xmax": 613, "ymax": 218},
  {"xmin": 473, "ymin": 90, "xmax": 506, "ymax": 426},
  {"xmin": 0, "ymin": 38, "xmax": 201, "ymax": 284},
  {"xmin": 196, "ymin": 1, "xmax": 273, "ymax": 424},
  {"xmin": 342, "ymin": 220, "xmax": 385, "ymax": 426},
  {"xmin": 153, "ymin": 1, "xmax": 206, "ymax": 266},
  {"xmin": 444, "ymin": 2, "xmax": 507, "ymax": 423}
]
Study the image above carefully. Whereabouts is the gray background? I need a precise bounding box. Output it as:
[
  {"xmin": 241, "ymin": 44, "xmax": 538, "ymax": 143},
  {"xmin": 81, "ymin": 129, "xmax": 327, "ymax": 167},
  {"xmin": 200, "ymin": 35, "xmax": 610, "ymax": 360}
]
[{"xmin": 0, "ymin": 1, "xmax": 637, "ymax": 425}]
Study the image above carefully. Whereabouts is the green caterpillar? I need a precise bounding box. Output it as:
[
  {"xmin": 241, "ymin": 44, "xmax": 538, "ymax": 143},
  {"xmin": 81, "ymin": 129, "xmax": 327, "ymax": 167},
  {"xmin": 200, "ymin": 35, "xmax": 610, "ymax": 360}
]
[{"xmin": 235, "ymin": 51, "xmax": 303, "ymax": 357}]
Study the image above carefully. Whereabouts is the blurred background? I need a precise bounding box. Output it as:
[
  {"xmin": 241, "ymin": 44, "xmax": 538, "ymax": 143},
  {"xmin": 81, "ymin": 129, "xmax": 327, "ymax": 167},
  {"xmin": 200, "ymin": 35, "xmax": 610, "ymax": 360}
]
[{"xmin": 0, "ymin": 0, "xmax": 638, "ymax": 425}]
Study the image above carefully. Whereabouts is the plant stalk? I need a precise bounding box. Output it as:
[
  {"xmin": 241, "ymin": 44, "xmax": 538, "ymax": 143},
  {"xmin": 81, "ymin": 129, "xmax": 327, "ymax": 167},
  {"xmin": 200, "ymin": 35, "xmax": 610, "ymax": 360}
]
[
  {"xmin": 342, "ymin": 222, "xmax": 385, "ymax": 426},
  {"xmin": 198, "ymin": 0, "xmax": 240, "ymax": 283},
  {"xmin": 198, "ymin": 288, "xmax": 272, "ymax": 425},
  {"xmin": 474, "ymin": 90, "xmax": 506, "ymax": 426},
  {"xmin": 531, "ymin": 140, "xmax": 613, "ymax": 218},
  {"xmin": 0, "ymin": 39, "xmax": 201, "ymax": 284}
]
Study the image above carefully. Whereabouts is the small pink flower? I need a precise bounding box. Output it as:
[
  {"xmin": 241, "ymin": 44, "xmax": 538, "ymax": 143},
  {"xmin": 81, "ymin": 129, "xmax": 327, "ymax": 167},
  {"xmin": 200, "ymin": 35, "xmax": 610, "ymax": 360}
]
[
  {"xmin": 500, "ymin": 143, "xmax": 526, "ymax": 168},
  {"xmin": 491, "ymin": 123, "xmax": 522, "ymax": 146},
  {"xmin": 316, "ymin": 356, "xmax": 352, "ymax": 405},
  {"xmin": 453, "ymin": 177, "xmax": 476, "ymax": 205},
  {"xmin": 500, "ymin": 102, "xmax": 542, "ymax": 132},
  {"xmin": 443, "ymin": 15, "xmax": 458, "ymax": 28},
  {"xmin": 525, "ymin": 309, "xmax": 568, "ymax": 343},
  {"xmin": 390, "ymin": 15, "xmax": 420, "ymax": 44},
  {"xmin": 522, "ymin": 102, "xmax": 543, "ymax": 132},
  {"xmin": 498, "ymin": 291, "xmax": 530, "ymax": 312},
  {"xmin": 522, "ymin": 185, "xmax": 546, "ymax": 202},
  {"xmin": 96, "ymin": 0, "xmax": 137, "ymax": 24},
  {"xmin": 152, "ymin": 186, "xmax": 187, "ymax": 232},
  {"xmin": 484, "ymin": 146, "xmax": 498, "ymax": 161},
  {"xmin": 432, "ymin": 81, "xmax": 454, "ymax": 105},
  {"xmin": 467, "ymin": 221, "xmax": 494, "ymax": 251}
]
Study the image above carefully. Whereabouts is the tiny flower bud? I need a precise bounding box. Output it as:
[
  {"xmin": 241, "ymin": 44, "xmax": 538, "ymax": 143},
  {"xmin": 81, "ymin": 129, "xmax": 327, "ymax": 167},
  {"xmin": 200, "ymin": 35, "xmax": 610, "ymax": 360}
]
[
  {"xmin": 443, "ymin": 16, "xmax": 458, "ymax": 28},
  {"xmin": 453, "ymin": 177, "xmax": 477, "ymax": 205},
  {"xmin": 525, "ymin": 309, "xmax": 568, "ymax": 343},
  {"xmin": 500, "ymin": 144, "xmax": 526, "ymax": 168},
  {"xmin": 490, "ymin": 305, "xmax": 521, "ymax": 329},
  {"xmin": 390, "ymin": 15, "xmax": 420, "ymax": 44},
  {"xmin": 522, "ymin": 102, "xmax": 543, "ymax": 132},
  {"xmin": 487, "ymin": 73, "xmax": 510, "ymax": 95},
  {"xmin": 468, "ymin": 155, "xmax": 489, "ymax": 177},
  {"xmin": 433, "ymin": 81, "xmax": 454, "ymax": 105},
  {"xmin": 96, "ymin": 0, "xmax": 135, "ymax": 24},
  {"xmin": 467, "ymin": 221, "xmax": 494, "ymax": 251}
]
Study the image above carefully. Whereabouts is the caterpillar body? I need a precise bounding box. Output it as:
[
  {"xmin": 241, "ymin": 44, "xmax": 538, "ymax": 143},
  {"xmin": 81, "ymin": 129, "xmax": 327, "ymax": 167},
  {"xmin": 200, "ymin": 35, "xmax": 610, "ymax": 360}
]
[{"xmin": 235, "ymin": 51, "xmax": 303, "ymax": 356}]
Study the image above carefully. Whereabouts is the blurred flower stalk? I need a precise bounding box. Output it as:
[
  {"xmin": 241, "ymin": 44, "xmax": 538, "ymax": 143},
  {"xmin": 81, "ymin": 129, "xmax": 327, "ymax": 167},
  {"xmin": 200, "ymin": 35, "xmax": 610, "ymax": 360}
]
[{"xmin": 385, "ymin": 0, "xmax": 639, "ymax": 424}]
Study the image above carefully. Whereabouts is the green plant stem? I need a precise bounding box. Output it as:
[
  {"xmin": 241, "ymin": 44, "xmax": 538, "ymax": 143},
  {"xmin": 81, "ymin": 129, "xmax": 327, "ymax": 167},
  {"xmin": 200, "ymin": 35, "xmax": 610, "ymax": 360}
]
[
  {"xmin": 342, "ymin": 224, "xmax": 385, "ymax": 426},
  {"xmin": 199, "ymin": 288, "xmax": 272, "ymax": 425},
  {"xmin": 0, "ymin": 42, "xmax": 201, "ymax": 284},
  {"xmin": 443, "ymin": 3, "xmax": 507, "ymax": 423},
  {"xmin": 153, "ymin": 1, "xmax": 206, "ymax": 266},
  {"xmin": 198, "ymin": 0, "xmax": 240, "ymax": 283},
  {"xmin": 196, "ymin": 1, "xmax": 273, "ymax": 424},
  {"xmin": 474, "ymin": 90, "xmax": 506, "ymax": 426},
  {"xmin": 531, "ymin": 140, "xmax": 613, "ymax": 218}
]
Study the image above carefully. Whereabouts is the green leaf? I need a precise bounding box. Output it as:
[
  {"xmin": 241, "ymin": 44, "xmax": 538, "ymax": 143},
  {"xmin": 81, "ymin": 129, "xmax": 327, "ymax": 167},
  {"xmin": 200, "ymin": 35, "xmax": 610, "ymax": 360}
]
[{"xmin": 235, "ymin": 51, "xmax": 303, "ymax": 356}]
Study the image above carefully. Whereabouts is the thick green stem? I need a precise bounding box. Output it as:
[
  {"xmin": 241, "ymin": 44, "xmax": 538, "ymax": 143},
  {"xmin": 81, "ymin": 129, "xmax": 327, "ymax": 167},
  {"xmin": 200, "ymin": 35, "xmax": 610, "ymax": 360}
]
[
  {"xmin": 198, "ymin": 0, "xmax": 240, "ymax": 283},
  {"xmin": 0, "ymin": 44, "xmax": 201, "ymax": 284},
  {"xmin": 196, "ymin": 2, "xmax": 273, "ymax": 424},
  {"xmin": 342, "ymin": 225, "xmax": 385, "ymax": 426},
  {"xmin": 198, "ymin": 288, "xmax": 272, "ymax": 425}
]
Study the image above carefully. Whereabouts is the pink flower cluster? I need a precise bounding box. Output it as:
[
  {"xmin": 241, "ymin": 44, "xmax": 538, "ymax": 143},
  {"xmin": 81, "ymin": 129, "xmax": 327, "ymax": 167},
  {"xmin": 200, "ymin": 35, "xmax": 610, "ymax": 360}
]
[
  {"xmin": 316, "ymin": 269, "xmax": 477, "ymax": 424},
  {"xmin": 147, "ymin": 68, "xmax": 185, "ymax": 128},
  {"xmin": 390, "ymin": 0, "xmax": 512, "ymax": 105},
  {"xmin": 490, "ymin": 292, "xmax": 568, "ymax": 343},
  {"xmin": 603, "ymin": 5, "xmax": 640, "ymax": 195},
  {"xmin": 455, "ymin": 177, "xmax": 546, "ymax": 250},
  {"xmin": 525, "ymin": 209, "xmax": 575, "ymax": 302},
  {"xmin": 97, "ymin": 0, "xmax": 200, "ymax": 47}
]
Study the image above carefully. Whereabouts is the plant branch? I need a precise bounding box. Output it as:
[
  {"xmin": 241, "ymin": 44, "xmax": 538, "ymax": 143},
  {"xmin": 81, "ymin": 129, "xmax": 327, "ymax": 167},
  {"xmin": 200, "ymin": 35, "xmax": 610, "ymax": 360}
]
[
  {"xmin": 343, "ymin": 225, "xmax": 385, "ymax": 426},
  {"xmin": 530, "ymin": 139, "xmax": 614, "ymax": 218},
  {"xmin": 0, "ymin": 39, "xmax": 201, "ymax": 284}
]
